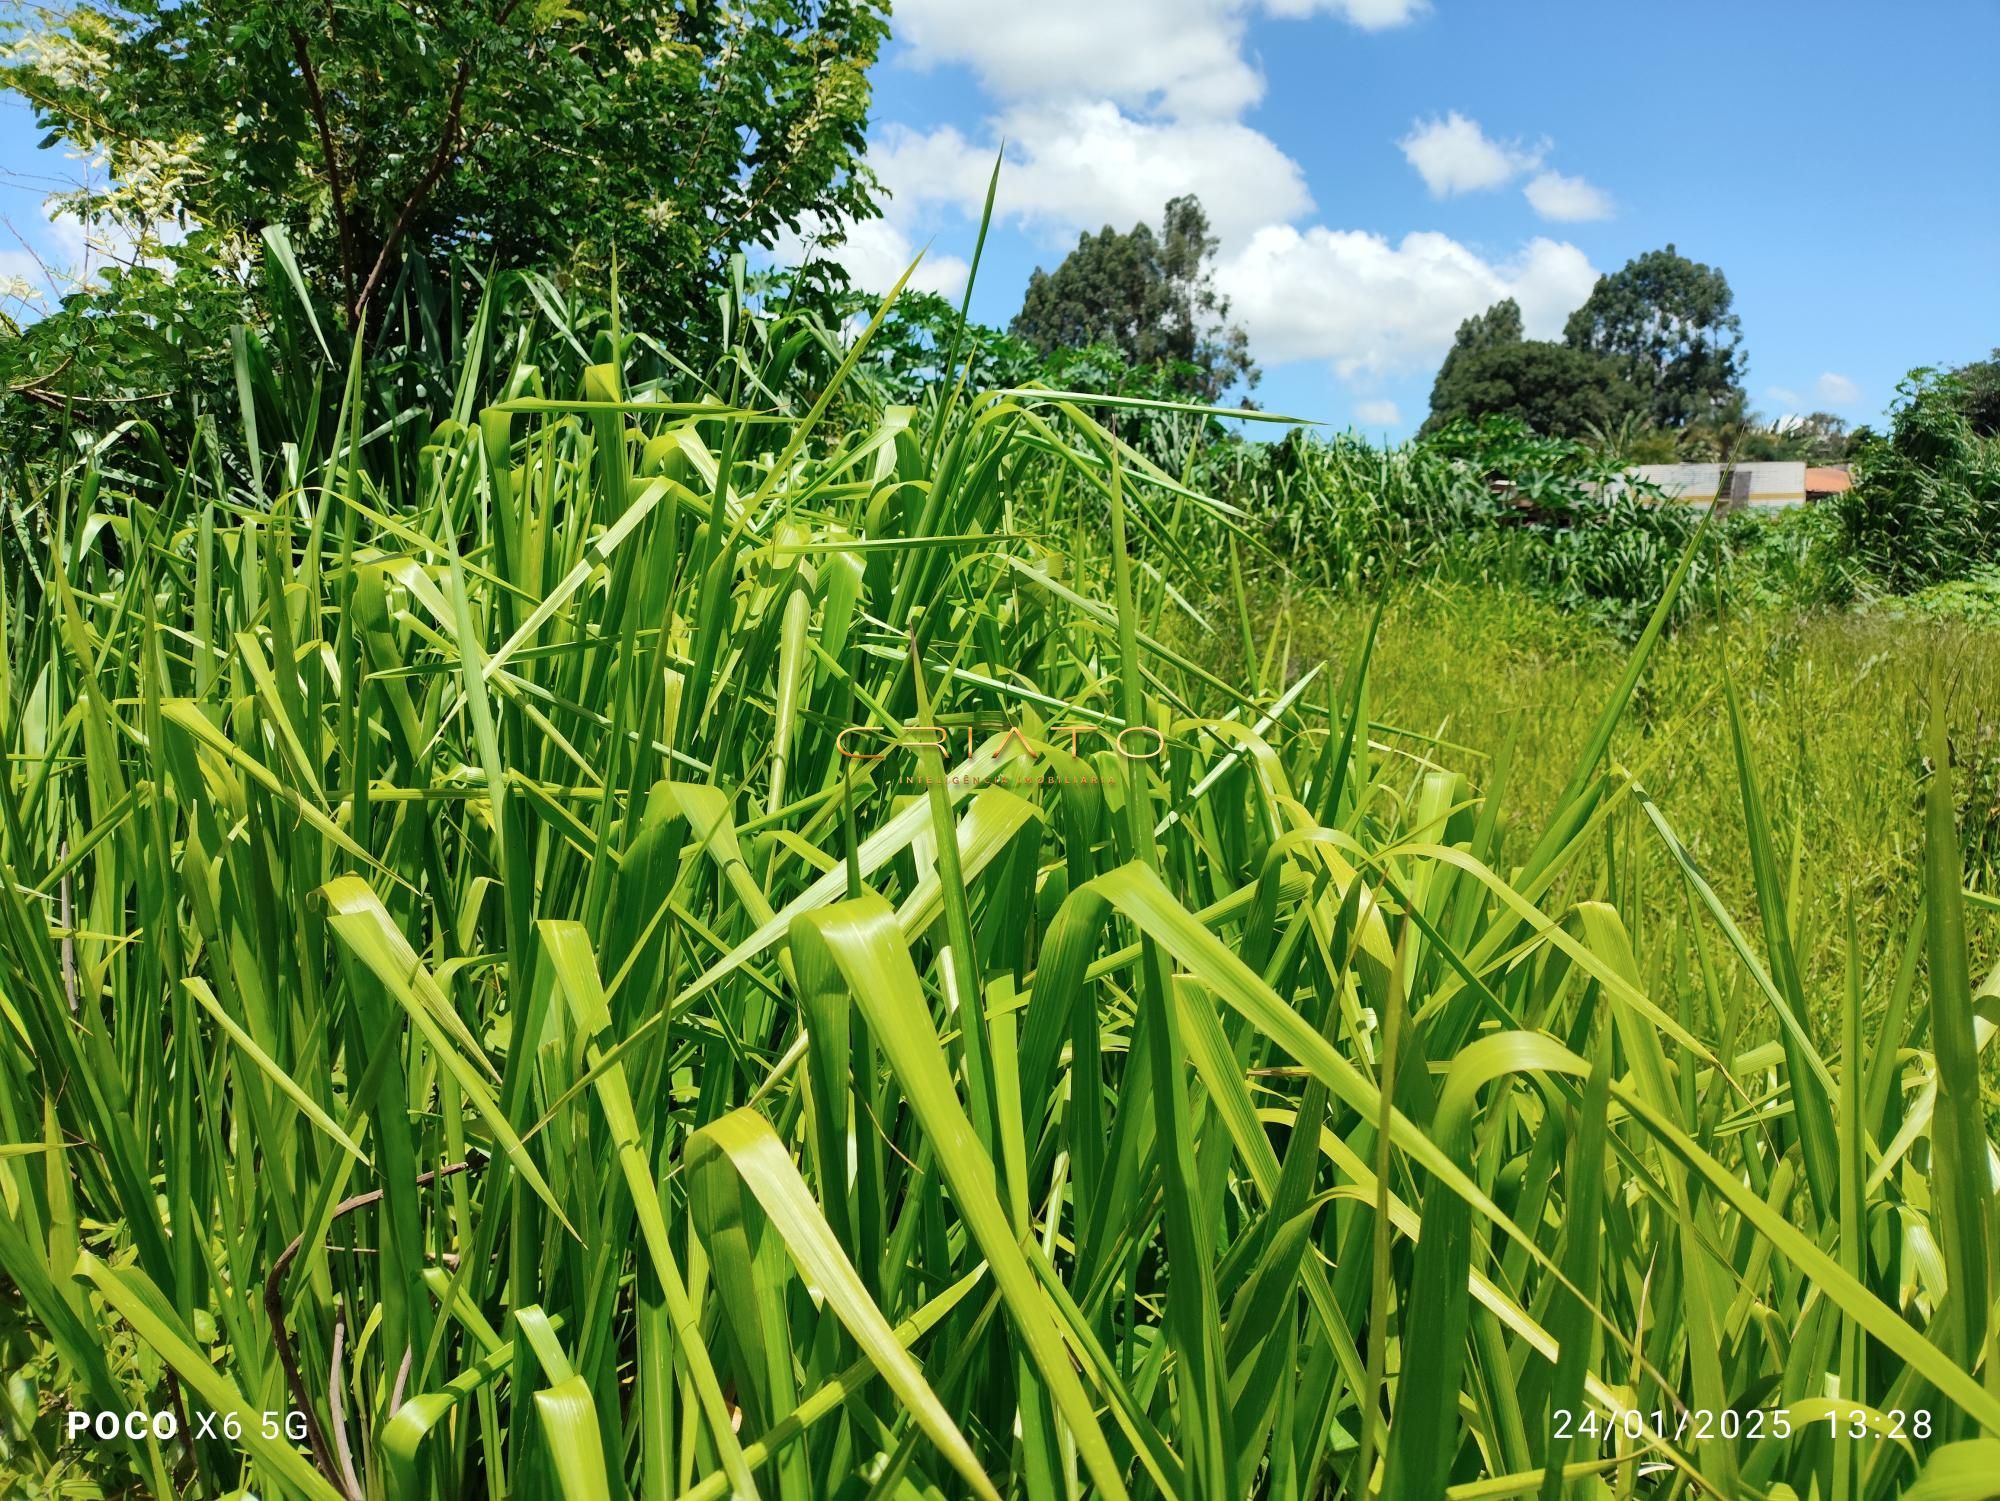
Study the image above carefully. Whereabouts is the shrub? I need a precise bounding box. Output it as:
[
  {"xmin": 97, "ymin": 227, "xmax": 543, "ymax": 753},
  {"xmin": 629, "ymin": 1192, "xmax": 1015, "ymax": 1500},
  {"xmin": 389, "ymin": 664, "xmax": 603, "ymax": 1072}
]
[
  {"xmin": 1715, "ymin": 502, "xmax": 1866, "ymax": 611},
  {"xmin": 1834, "ymin": 368, "xmax": 2000, "ymax": 592},
  {"xmin": 1500, "ymin": 484, "xmax": 1709, "ymax": 638},
  {"xmin": 1236, "ymin": 417, "xmax": 1711, "ymax": 637}
]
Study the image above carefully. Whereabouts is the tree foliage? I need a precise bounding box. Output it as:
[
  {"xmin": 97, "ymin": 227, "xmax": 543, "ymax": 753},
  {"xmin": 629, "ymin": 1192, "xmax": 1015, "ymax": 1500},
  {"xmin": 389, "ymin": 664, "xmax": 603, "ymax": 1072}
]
[
  {"xmin": 1423, "ymin": 333, "xmax": 1638, "ymax": 439},
  {"xmin": 1736, "ymin": 410, "xmax": 1851, "ymax": 463},
  {"xmin": 1836, "ymin": 367, "xmax": 2000, "ymax": 591},
  {"xmin": 1562, "ymin": 243, "xmax": 1745, "ymax": 427},
  {"xmin": 839, "ymin": 286, "xmax": 1234, "ymax": 463},
  {"xmin": 0, "ymin": 245, "xmax": 249, "ymax": 456},
  {"xmin": 1427, "ymin": 297, "xmax": 1526, "ymax": 427},
  {"xmin": 3, "ymin": 0, "xmax": 888, "ymax": 329},
  {"xmin": 1445, "ymin": 296, "xmax": 1525, "ymax": 362},
  {"xmin": 1947, "ymin": 347, "xmax": 2000, "ymax": 437},
  {"xmin": 1011, "ymin": 195, "xmax": 1256, "ymax": 401}
]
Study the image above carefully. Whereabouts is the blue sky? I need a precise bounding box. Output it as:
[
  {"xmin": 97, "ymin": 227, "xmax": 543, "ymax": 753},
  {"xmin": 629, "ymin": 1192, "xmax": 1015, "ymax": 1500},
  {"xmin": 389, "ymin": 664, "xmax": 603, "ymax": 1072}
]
[
  {"xmin": 783, "ymin": 0, "xmax": 2000, "ymax": 437},
  {"xmin": 5, "ymin": 1, "xmax": 1995, "ymax": 438}
]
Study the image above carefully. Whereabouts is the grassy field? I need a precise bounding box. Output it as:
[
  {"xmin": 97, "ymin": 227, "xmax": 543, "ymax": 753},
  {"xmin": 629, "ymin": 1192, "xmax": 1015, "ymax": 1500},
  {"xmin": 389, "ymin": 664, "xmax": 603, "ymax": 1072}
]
[
  {"xmin": 1209, "ymin": 582, "xmax": 2000, "ymax": 1009},
  {"xmin": 1, "ymin": 279, "xmax": 1996, "ymax": 1501}
]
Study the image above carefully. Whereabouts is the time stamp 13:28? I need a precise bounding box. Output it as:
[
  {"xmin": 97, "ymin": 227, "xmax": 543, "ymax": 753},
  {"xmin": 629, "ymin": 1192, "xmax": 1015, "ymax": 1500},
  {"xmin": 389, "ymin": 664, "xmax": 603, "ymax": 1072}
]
[{"xmin": 1553, "ymin": 1407, "xmax": 1934, "ymax": 1447}]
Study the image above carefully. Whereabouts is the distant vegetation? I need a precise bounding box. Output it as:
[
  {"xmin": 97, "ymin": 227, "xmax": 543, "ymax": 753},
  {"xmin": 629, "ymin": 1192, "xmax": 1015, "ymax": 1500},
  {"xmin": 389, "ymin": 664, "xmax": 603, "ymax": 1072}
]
[
  {"xmin": 1835, "ymin": 365, "xmax": 2000, "ymax": 592},
  {"xmin": 833, "ymin": 273, "xmax": 1998, "ymax": 638},
  {"xmin": 1011, "ymin": 196, "xmax": 1258, "ymax": 402}
]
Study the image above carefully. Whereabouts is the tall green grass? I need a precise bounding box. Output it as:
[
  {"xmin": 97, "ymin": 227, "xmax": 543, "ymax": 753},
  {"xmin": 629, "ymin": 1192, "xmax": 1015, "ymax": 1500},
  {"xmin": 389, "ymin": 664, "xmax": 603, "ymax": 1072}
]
[{"xmin": 0, "ymin": 270, "xmax": 1995, "ymax": 1500}]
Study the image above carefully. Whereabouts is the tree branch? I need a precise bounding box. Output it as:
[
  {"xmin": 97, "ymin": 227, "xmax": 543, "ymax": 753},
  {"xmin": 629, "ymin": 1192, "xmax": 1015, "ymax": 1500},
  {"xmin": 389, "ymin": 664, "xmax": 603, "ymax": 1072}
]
[
  {"xmin": 348, "ymin": 58, "xmax": 472, "ymax": 324},
  {"xmin": 289, "ymin": 25, "xmax": 357, "ymax": 318}
]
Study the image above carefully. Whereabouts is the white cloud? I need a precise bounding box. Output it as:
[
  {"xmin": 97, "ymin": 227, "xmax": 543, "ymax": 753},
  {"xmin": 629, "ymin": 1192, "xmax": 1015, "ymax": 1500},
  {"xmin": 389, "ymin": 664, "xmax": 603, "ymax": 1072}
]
[
  {"xmin": 1815, "ymin": 371, "xmax": 1861, "ymax": 406},
  {"xmin": 892, "ymin": 0, "xmax": 1427, "ymax": 117},
  {"xmin": 767, "ymin": 215, "xmax": 970, "ymax": 299},
  {"xmin": 1523, "ymin": 169, "xmax": 1613, "ymax": 222},
  {"xmin": 1354, "ymin": 398, "xmax": 1402, "ymax": 426},
  {"xmin": 891, "ymin": 0, "xmax": 1262, "ymax": 118},
  {"xmin": 1766, "ymin": 385, "xmax": 1803, "ymax": 408},
  {"xmin": 1398, "ymin": 113, "xmax": 1542, "ymax": 197},
  {"xmin": 874, "ymin": 106, "xmax": 1313, "ymax": 252},
  {"xmin": 772, "ymin": 91, "xmax": 1311, "ymax": 291},
  {"xmin": 1217, "ymin": 228, "xmax": 1598, "ymax": 376},
  {"xmin": 774, "ymin": 99, "xmax": 1311, "ymax": 292},
  {"xmin": 1267, "ymin": 0, "xmax": 1431, "ymax": 27}
]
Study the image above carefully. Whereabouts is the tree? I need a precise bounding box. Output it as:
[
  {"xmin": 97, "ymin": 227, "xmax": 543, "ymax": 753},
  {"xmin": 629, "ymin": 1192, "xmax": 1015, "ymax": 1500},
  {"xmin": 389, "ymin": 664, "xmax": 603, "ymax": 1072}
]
[
  {"xmin": 1672, "ymin": 388, "xmax": 1760, "ymax": 462},
  {"xmin": 4, "ymin": 0, "xmax": 889, "ymax": 331},
  {"xmin": 1735, "ymin": 410, "xmax": 1850, "ymax": 463},
  {"xmin": 1947, "ymin": 349, "xmax": 2000, "ymax": 436},
  {"xmin": 1423, "ymin": 338, "xmax": 1639, "ymax": 439},
  {"xmin": 836, "ymin": 288, "xmax": 1045, "ymax": 404},
  {"xmin": 1426, "ymin": 297, "xmax": 1524, "ymax": 425},
  {"xmin": 1011, "ymin": 196, "xmax": 1257, "ymax": 402},
  {"xmin": 1582, "ymin": 411, "xmax": 1679, "ymax": 464},
  {"xmin": 1562, "ymin": 244, "xmax": 1744, "ymax": 428},
  {"xmin": 1446, "ymin": 298, "xmax": 1525, "ymax": 362}
]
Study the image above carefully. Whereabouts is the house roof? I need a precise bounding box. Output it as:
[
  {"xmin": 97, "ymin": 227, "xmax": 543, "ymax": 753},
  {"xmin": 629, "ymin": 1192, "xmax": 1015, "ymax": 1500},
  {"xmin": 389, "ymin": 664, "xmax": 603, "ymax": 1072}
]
[{"xmin": 1805, "ymin": 466, "xmax": 1852, "ymax": 494}]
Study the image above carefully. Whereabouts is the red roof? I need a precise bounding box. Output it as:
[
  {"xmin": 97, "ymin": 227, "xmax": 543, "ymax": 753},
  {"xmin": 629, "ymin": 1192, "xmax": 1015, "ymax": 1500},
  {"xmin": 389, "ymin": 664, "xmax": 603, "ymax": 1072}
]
[{"xmin": 1805, "ymin": 466, "xmax": 1851, "ymax": 494}]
